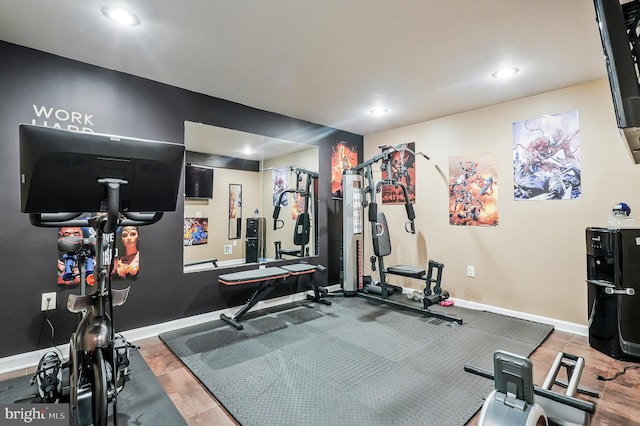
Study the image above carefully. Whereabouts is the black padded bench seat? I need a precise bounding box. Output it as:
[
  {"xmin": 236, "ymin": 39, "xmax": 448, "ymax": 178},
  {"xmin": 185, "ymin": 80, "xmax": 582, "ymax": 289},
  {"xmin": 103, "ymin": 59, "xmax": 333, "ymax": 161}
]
[
  {"xmin": 279, "ymin": 248, "xmax": 303, "ymax": 257},
  {"xmin": 218, "ymin": 267, "xmax": 289, "ymax": 286},
  {"xmin": 282, "ymin": 264, "xmax": 331, "ymax": 306},
  {"xmin": 281, "ymin": 263, "xmax": 316, "ymax": 275},
  {"xmin": 386, "ymin": 265, "xmax": 425, "ymax": 278},
  {"xmin": 218, "ymin": 264, "xmax": 328, "ymax": 330}
]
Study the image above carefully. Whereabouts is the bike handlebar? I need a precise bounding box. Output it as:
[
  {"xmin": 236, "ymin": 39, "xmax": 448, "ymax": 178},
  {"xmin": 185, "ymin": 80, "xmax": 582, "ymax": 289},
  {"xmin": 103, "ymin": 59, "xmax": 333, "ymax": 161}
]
[{"xmin": 29, "ymin": 211, "xmax": 164, "ymax": 228}]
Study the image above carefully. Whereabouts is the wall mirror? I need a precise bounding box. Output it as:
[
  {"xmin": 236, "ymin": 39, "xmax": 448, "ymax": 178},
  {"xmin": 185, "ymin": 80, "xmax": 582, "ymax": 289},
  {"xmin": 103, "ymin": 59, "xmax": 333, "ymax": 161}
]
[{"xmin": 183, "ymin": 121, "xmax": 319, "ymax": 273}]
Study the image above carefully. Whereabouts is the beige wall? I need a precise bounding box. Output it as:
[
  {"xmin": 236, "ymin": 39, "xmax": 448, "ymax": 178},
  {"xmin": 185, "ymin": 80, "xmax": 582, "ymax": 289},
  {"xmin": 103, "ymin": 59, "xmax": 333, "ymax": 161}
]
[{"xmin": 364, "ymin": 78, "xmax": 640, "ymax": 325}]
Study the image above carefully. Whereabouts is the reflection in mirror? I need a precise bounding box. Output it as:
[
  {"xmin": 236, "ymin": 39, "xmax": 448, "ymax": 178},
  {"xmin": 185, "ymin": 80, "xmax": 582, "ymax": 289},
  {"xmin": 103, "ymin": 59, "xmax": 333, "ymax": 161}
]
[
  {"xmin": 228, "ymin": 184, "xmax": 242, "ymax": 239},
  {"xmin": 183, "ymin": 121, "xmax": 319, "ymax": 273},
  {"xmin": 265, "ymin": 165, "xmax": 317, "ymax": 260}
]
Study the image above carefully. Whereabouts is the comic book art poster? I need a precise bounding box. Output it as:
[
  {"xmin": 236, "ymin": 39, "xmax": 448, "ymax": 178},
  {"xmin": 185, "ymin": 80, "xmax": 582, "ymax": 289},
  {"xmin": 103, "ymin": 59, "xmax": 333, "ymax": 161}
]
[
  {"xmin": 382, "ymin": 142, "xmax": 416, "ymax": 204},
  {"xmin": 112, "ymin": 225, "xmax": 140, "ymax": 281},
  {"xmin": 449, "ymin": 153, "xmax": 499, "ymax": 226},
  {"xmin": 184, "ymin": 217, "xmax": 209, "ymax": 246},
  {"xmin": 273, "ymin": 169, "xmax": 288, "ymax": 207},
  {"xmin": 331, "ymin": 141, "xmax": 357, "ymax": 199},
  {"xmin": 57, "ymin": 223, "xmax": 140, "ymax": 286},
  {"xmin": 292, "ymin": 193, "xmax": 302, "ymax": 220},
  {"xmin": 513, "ymin": 110, "xmax": 581, "ymax": 200}
]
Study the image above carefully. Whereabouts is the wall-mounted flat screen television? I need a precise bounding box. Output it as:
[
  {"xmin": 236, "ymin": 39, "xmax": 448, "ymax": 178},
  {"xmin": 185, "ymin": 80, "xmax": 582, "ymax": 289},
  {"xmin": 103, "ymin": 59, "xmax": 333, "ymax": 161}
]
[
  {"xmin": 185, "ymin": 164, "xmax": 214, "ymax": 199},
  {"xmin": 19, "ymin": 124, "xmax": 185, "ymax": 213},
  {"xmin": 593, "ymin": 0, "xmax": 640, "ymax": 163}
]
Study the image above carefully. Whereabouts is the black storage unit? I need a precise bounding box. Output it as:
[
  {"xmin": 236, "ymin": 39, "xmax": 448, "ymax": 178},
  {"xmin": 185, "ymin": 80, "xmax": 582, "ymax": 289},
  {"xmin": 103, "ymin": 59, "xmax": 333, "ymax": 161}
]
[
  {"xmin": 586, "ymin": 227, "xmax": 640, "ymax": 360},
  {"xmin": 246, "ymin": 217, "xmax": 266, "ymax": 263}
]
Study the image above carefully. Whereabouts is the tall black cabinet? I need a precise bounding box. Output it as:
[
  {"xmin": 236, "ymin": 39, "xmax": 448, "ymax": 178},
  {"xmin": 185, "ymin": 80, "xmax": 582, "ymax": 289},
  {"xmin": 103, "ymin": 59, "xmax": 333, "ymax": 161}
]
[
  {"xmin": 586, "ymin": 227, "xmax": 640, "ymax": 360},
  {"xmin": 246, "ymin": 217, "xmax": 266, "ymax": 263}
]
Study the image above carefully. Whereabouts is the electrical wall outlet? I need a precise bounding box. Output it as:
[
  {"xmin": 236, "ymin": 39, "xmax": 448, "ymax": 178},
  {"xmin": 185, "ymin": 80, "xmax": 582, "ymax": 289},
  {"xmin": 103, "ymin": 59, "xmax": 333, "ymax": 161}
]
[
  {"xmin": 224, "ymin": 244, "xmax": 232, "ymax": 255},
  {"xmin": 41, "ymin": 292, "xmax": 56, "ymax": 311},
  {"xmin": 466, "ymin": 265, "xmax": 475, "ymax": 278}
]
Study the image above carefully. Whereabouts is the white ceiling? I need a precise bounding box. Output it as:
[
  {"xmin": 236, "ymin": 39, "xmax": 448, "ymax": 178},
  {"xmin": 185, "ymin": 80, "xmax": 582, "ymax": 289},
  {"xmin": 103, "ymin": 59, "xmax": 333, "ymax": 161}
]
[
  {"xmin": 0, "ymin": 0, "xmax": 609, "ymax": 136},
  {"xmin": 185, "ymin": 120, "xmax": 316, "ymax": 160}
]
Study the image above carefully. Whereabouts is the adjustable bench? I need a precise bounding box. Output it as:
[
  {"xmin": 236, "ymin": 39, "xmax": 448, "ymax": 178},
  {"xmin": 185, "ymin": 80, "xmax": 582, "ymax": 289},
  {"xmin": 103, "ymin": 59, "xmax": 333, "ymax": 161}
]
[
  {"xmin": 218, "ymin": 264, "xmax": 327, "ymax": 330},
  {"xmin": 281, "ymin": 264, "xmax": 330, "ymax": 306},
  {"xmin": 219, "ymin": 267, "xmax": 290, "ymax": 330}
]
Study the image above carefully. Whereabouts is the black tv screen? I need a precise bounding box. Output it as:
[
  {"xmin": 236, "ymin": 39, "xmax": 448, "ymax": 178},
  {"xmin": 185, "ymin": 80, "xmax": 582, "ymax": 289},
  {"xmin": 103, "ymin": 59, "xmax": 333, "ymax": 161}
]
[
  {"xmin": 19, "ymin": 124, "xmax": 185, "ymax": 213},
  {"xmin": 185, "ymin": 164, "xmax": 214, "ymax": 199},
  {"xmin": 593, "ymin": 0, "xmax": 640, "ymax": 163}
]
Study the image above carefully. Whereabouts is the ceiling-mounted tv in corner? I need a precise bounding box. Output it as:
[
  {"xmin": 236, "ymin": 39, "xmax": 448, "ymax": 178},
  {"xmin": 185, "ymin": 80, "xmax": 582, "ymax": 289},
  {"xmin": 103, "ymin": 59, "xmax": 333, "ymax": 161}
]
[
  {"xmin": 593, "ymin": 0, "xmax": 640, "ymax": 163},
  {"xmin": 185, "ymin": 164, "xmax": 214, "ymax": 199}
]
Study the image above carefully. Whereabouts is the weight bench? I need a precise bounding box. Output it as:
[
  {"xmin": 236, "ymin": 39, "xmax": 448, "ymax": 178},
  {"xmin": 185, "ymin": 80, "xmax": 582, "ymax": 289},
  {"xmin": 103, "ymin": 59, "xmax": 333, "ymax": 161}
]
[
  {"xmin": 219, "ymin": 267, "xmax": 290, "ymax": 330},
  {"xmin": 281, "ymin": 264, "xmax": 330, "ymax": 306},
  {"xmin": 218, "ymin": 264, "xmax": 327, "ymax": 330}
]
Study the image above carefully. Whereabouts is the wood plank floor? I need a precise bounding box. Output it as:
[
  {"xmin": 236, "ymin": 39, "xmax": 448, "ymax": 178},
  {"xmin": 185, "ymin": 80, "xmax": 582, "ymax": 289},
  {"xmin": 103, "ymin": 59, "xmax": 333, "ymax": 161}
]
[
  {"xmin": 135, "ymin": 329, "xmax": 640, "ymax": 425},
  {"xmin": 3, "ymin": 330, "xmax": 640, "ymax": 425}
]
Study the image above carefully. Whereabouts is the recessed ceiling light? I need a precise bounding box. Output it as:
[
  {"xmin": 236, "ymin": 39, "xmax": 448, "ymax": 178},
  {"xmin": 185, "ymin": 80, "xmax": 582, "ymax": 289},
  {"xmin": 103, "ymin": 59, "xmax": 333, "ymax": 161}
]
[
  {"xmin": 492, "ymin": 67, "xmax": 519, "ymax": 79},
  {"xmin": 102, "ymin": 6, "xmax": 140, "ymax": 26},
  {"xmin": 370, "ymin": 107, "xmax": 389, "ymax": 116}
]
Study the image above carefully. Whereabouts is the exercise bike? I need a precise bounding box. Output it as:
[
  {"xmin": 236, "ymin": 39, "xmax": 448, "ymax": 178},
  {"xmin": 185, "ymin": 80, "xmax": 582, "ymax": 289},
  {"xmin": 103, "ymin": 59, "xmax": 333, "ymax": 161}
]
[{"xmin": 30, "ymin": 179, "xmax": 166, "ymax": 426}]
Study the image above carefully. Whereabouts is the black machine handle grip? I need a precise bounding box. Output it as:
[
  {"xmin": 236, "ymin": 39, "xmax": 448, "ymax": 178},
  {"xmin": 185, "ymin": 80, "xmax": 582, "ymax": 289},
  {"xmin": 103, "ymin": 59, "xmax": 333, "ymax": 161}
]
[
  {"xmin": 272, "ymin": 205, "xmax": 285, "ymax": 230},
  {"xmin": 397, "ymin": 184, "xmax": 415, "ymax": 219},
  {"xmin": 314, "ymin": 264, "xmax": 327, "ymax": 274},
  {"xmin": 400, "ymin": 184, "xmax": 415, "ymax": 234},
  {"xmin": 405, "ymin": 221, "xmax": 415, "ymax": 234},
  {"xmin": 273, "ymin": 189, "xmax": 295, "ymax": 230}
]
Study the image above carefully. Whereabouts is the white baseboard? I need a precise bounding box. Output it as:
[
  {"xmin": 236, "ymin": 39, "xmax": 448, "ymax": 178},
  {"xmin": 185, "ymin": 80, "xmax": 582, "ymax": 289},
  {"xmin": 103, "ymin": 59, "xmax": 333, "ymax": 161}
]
[
  {"xmin": 0, "ymin": 286, "xmax": 343, "ymax": 375},
  {"xmin": 448, "ymin": 297, "xmax": 589, "ymax": 336},
  {"xmin": 0, "ymin": 284, "xmax": 582, "ymax": 375}
]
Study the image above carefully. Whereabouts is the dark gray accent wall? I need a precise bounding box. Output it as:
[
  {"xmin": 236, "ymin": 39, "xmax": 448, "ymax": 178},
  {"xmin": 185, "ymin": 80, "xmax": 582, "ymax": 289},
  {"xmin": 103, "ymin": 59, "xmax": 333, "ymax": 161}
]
[
  {"xmin": 186, "ymin": 151, "xmax": 259, "ymax": 172},
  {"xmin": 0, "ymin": 41, "xmax": 362, "ymax": 358}
]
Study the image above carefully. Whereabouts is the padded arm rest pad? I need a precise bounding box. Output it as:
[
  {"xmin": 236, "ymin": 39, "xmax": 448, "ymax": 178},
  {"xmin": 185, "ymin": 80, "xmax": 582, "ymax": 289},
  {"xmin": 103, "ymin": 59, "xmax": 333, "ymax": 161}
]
[
  {"xmin": 219, "ymin": 267, "xmax": 289, "ymax": 285},
  {"xmin": 386, "ymin": 265, "xmax": 425, "ymax": 277},
  {"xmin": 281, "ymin": 264, "xmax": 317, "ymax": 276}
]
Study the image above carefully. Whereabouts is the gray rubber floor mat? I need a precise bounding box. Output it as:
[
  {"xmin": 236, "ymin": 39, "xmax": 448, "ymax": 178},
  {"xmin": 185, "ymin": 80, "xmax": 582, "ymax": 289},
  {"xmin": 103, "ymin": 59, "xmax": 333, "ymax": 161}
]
[{"xmin": 160, "ymin": 296, "xmax": 553, "ymax": 426}]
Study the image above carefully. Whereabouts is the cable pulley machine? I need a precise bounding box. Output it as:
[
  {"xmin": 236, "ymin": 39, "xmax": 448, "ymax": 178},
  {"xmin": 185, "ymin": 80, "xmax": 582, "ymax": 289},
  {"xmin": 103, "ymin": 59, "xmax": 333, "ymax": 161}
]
[{"xmin": 272, "ymin": 165, "xmax": 318, "ymax": 259}]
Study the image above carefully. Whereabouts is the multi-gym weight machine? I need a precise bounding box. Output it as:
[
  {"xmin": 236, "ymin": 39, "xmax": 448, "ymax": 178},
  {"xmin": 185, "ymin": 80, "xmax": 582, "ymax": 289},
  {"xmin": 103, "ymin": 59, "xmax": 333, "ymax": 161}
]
[
  {"xmin": 342, "ymin": 143, "xmax": 461, "ymax": 324},
  {"xmin": 272, "ymin": 165, "xmax": 318, "ymax": 260}
]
